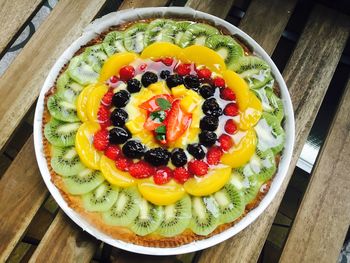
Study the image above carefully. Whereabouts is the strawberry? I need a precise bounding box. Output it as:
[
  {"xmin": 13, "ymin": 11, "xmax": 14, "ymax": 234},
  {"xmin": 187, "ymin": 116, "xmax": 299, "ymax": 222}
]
[
  {"xmin": 173, "ymin": 167, "xmax": 191, "ymax": 184},
  {"xmin": 144, "ymin": 115, "xmax": 162, "ymax": 131},
  {"xmin": 219, "ymin": 134, "xmax": 234, "ymax": 151},
  {"xmin": 161, "ymin": 57, "xmax": 174, "ymax": 66},
  {"xmin": 153, "ymin": 166, "xmax": 173, "ymax": 185},
  {"xmin": 224, "ymin": 103, "xmax": 239, "ymax": 116},
  {"xmin": 197, "ymin": 68, "xmax": 212, "ymax": 79},
  {"xmin": 129, "ymin": 161, "xmax": 155, "ymax": 179},
  {"xmin": 188, "ymin": 160, "xmax": 209, "ymax": 176},
  {"xmin": 175, "ymin": 63, "xmax": 191, "ymax": 76},
  {"xmin": 102, "ymin": 90, "xmax": 114, "ymax": 106},
  {"xmin": 115, "ymin": 157, "xmax": 133, "ymax": 171},
  {"xmin": 213, "ymin": 77, "xmax": 225, "ymax": 88},
  {"xmin": 166, "ymin": 100, "xmax": 192, "ymax": 142},
  {"xmin": 109, "ymin": 75, "xmax": 119, "ymax": 83},
  {"xmin": 119, "ymin": 65, "xmax": 135, "ymax": 81},
  {"xmin": 93, "ymin": 129, "xmax": 109, "ymax": 151},
  {"xmin": 220, "ymin": 88, "xmax": 236, "ymax": 101},
  {"xmin": 206, "ymin": 146, "xmax": 223, "ymax": 165},
  {"xmin": 104, "ymin": 145, "xmax": 121, "ymax": 160},
  {"xmin": 139, "ymin": 94, "xmax": 173, "ymax": 112},
  {"xmin": 224, "ymin": 119, "xmax": 237, "ymax": 134},
  {"xmin": 97, "ymin": 105, "xmax": 111, "ymax": 129}
]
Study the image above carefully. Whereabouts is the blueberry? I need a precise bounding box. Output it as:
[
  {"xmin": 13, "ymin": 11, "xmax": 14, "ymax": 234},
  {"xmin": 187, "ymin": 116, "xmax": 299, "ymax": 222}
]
[
  {"xmin": 110, "ymin": 108, "xmax": 128, "ymax": 127},
  {"xmin": 109, "ymin": 127, "xmax": 130, "ymax": 144},
  {"xmin": 183, "ymin": 75, "xmax": 200, "ymax": 92},
  {"xmin": 160, "ymin": 70, "xmax": 171, "ymax": 79},
  {"xmin": 200, "ymin": 116, "xmax": 219, "ymax": 131},
  {"xmin": 141, "ymin": 71, "xmax": 158, "ymax": 87},
  {"xmin": 166, "ymin": 74, "xmax": 183, "ymax": 88},
  {"xmin": 199, "ymin": 84, "xmax": 216, "ymax": 98},
  {"xmin": 171, "ymin": 148, "xmax": 187, "ymax": 167},
  {"xmin": 199, "ymin": 131, "xmax": 217, "ymax": 147},
  {"xmin": 187, "ymin": 143, "xmax": 205, "ymax": 160},
  {"xmin": 202, "ymin": 98, "xmax": 223, "ymax": 117},
  {"xmin": 127, "ymin": 78, "xmax": 141, "ymax": 93},
  {"xmin": 122, "ymin": 140, "xmax": 146, "ymax": 159},
  {"xmin": 112, "ymin": 90, "xmax": 130, "ymax": 108},
  {"xmin": 144, "ymin": 147, "xmax": 171, "ymax": 166}
]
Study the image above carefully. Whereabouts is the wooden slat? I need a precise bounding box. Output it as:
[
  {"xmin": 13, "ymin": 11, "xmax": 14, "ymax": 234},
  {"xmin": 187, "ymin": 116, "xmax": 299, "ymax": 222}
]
[
  {"xmin": 0, "ymin": 0, "xmax": 107, "ymax": 152},
  {"xmin": 280, "ymin": 80, "xmax": 350, "ymax": 262},
  {"xmin": 0, "ymin": 0, "xmax": 42, "ymax": 54},
  {"xmin": 185, "ymin": 0, "xmax": 235, "ymax": 18},
  {"xmin": 197, "ymin": 5, "xmax": 349, "ymax": 263},
  {"xmin": 118, "ymin": 0, "xmax": 169, "ymax": 10}
]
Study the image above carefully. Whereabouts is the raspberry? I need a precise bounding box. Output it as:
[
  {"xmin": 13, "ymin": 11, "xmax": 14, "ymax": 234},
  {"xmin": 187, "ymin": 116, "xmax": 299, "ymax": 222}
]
[
  {"xmin": 161, "ymin": 57, "xmax": 174, "ymax": 66},
  {"xmin": 220, "ymin": 88, "xmax": 236, "ymax": 101},
  {"xmin": 219, "ymin": 134, "xmax": 233, "ymax": 151},
  {"xmin": 129, "ymin": 161, "xmax": 155, "ymax": 179},
  {"xmin": 224, "ymin": 103, "xmax": 239, "ymax": 116},
  {"xmin": 109, "ymin": 75, "xmax": 119, "ymax": 83},
  {"xmin": 176, "ymin": 63, "xmax": 191, "ymax": 76},
  {"xmin": 104, "ymin": 145, "xmax": 121, "ymax": 160},
  {"xmin": 115, "ymin": 157, "xmax": 133, "ymax": 171},
  {"xmin": 153, "ymin": 166, "xmax": 173, "ymax": 185},
  {"xmin": 102, "ymin": 90, "xmax": 114, "ymax": 106},
  {"xmin": 206, "ymin": 147, "xmax": 223, "ymax": 165},
  {"xmin": 97, "ymin": 105, "xmax": 111, "ymax": 129},
  {"xmin": 188, "ymin": 160, "xmax": 209, "ymax": 176},
  {"xmin": 119, "ymin": 65, "xmax": 135, "ymax": 81},
  {"xmin": 224, "ymin": 119, "xmax": 237, "ymax": 134},
  {"xmin": 197, "ymin": 68, "xmax": 212, "ymax": 79},
  {"xmin": 173, "ymin": 167, "xmax": 191, "ymax": 184},
  {"xmin": 93, "ymin": 129, "xmax": 109, "ymax": 151},
  {"xmin": 213, "ymin": 77, "xmax": 225, "ymax": 88},
  {"xmin": 139, "ymin": 63, "xmax": 147, "ymax": 72}
]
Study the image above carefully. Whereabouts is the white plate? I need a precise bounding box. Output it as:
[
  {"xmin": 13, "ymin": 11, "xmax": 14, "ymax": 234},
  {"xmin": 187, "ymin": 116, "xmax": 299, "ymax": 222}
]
[{"xmin": 33, "ymin": 7, "xmax": 295, "ymax": 256}]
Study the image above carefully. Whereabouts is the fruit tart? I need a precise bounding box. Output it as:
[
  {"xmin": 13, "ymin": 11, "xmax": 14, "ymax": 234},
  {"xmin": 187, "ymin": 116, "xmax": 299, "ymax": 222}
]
[{"xmin": 41, "ymin": 17, "xmax": 287, "ymax": 248}]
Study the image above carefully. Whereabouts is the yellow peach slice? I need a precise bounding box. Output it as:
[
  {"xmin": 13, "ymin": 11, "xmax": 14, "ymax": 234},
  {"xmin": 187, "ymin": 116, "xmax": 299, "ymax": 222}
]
[
  {"xmin": 86, "ymin": 84, "xmax": 108, "ymax": 123},
  {"xmin": 239, "ymin": 91, "xmax": 262, "ymax": 130},
  {"xmin": 223, "ymin": 70, "xmax": 249, "ymax": 111},
  {"xmin": 76, "ymin": 84, "xmax": 97, "ymax": 122},
  {"xmin": 140, "ymin": 42, "xmax": 183, "ymax": 60}
]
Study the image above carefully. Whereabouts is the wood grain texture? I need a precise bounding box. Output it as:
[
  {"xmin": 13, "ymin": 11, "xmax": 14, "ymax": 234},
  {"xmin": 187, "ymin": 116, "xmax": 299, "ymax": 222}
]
[
  {"xmin": 197, "ymin": 5, "xmax": 349, "ymax": 263},
  {"xmin": 0, "ymin": 136, "xmax": 48, "ymax": 262},
  {"xmin": 118, "ymin": 0, "xmax": 169, "ymax": 10},
  {"xmin": 185, "ymin": 0, "xmax": 234, "ymax": 18},
  {"xmin": 280, "ymin": 80, "xmax": 350, "ymax": 262},
  {"xmin": 0, "ymin": 0, "xmax": 42, "ymax": 54},
  {"xmin": 0, "ymin": 0, "xmax": 107, "ymax": 152},
  {"xmin": 28, "ymin": 211, "xmax": 99, "ymax": 263}
]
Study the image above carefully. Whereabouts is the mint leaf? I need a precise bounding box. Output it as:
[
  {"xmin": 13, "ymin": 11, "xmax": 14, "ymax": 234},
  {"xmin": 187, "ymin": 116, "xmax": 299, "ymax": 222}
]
[
  {"xmin": 156, "ymin": 133, "xmax": 166, "ymax": 141},
  {"xmin": 150, "ymin": 110, "xmax": 166, "ymax": 123},
  {"xmin": 155, "ymin": 125, "xmax": 166, "ymax": 134},
  {"xmin": 156, "ymin": 98, "xmax": 171, "ymax": 110}
]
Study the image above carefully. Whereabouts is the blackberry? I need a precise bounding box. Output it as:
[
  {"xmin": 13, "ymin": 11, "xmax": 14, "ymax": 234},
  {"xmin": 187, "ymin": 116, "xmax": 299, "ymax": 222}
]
[
  {"xmin": 144, "ymin": 147, "xmax": 171, "ymax": 166},
  {"xmin": 126, "ymin": 78, "xmax": 141, "ymax": 93},
  {"xmin": 112, "ymin": 90, "xmax": 130, "ymax": 108},
  {"xmin": 199, "ymin": 84, "xmax": 216, "ymax": 98},
  {"xmin": 110, "ymin": 108, "xmax": 128, "ymax": 127},
  {"xmin": 187, "ymin": 143, "xmax": 205, "ymax": 160},
  {"xmin": 171, "ymin": 148, "xmax": 187, "ymax": 167},
  {"xmin": 200, "ymin": 116, "xmax": 219, "ymax": 131},
  {"xmin": 166, "ymin": 74, "xmax": 183, "ymax": 88},
  {"xmin": 202, "ymin": 98, "xmax": 223, "ymax": 117},
  {"xmin": 199, "ymin": 131, "xmax": 217, "ymax": 147},
  {"xmin": 141, "ymin": 71, "xmax": 158, "ymax": 87},
  {"xmin": 160, "ymin": 70, "xmax": 171, "ymax": 79},
  {"xmin": 109, "ymin": 127, "xmax": 130, "ymax": 144},
  {"xmin": 122, "ymin": 140, "xmax": 146, "ymax": 159},
  {"xmin": 183, "ymin": 75, "xmax": 200, "ymax": 92}
]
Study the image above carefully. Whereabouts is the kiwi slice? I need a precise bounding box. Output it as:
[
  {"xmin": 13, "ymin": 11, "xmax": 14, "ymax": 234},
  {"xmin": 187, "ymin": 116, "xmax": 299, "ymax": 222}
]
[
  {"xmin": 102, "ymin": 31, "xmax": 126, "ymax": 56},
  {"xmin": 156, "ymin": 195, "xmax": 191, "ymax": 237},
  {"xmin": 189, "ymin": 196, "xmax": 219, "ymax": 236},
  {"xmin": 82, "ymin": 44, "xmax": 108, "ymax": 73},
  {"xmin": 213, "ymin": 183, "xmax": 245, "ymax": 224},
  {"xmin": 63, "ymin": 169, "xmax": 104, "ymax": 195},
  {"xmin": 124, "ymin": 23, "xmax": 148, "ymax": 53},
  {"xmin": 130, "ymin": 199, "xmax": 164, "ymax": 236},
  {"xmin": 179, "ymin": 23, "xmax": 219, "ymax": 48},
  {"xmin": 103, "ymin": 187, "xmax": 141, "ymax": 226},
  {"xmin": 173, "ymin": 21, "xmax": 192, "ymax": 45},
  {"xmin": 67, "ymin": 54, "xmax": 99, "ymax": 85},
  {"xmin": 51, "ymin": 146, "xmax": 85, "ymax": 176},
  {"xmin": 56, "ymin": 71, "xmax": 83, "ymax": 103},
  {"xmin": 44, "ymin": 118, "xmax": 80, "ymax": 147},
  {"xmin": 47, "ymin": 95, "xmax": 79, "ymax": 122},
  {"xmin": 205, "ymin": 35, "xmax": 244, "ymax": 68},
  {"xmin": 254, "ymin": 87, "xmax": 284, "ymax": 123},
  {"xmin": 246, "ymin": 148, "xmax": 276, "ymax": 183},
  {"xmin": 144, "ymin": 19, "xmax": 176, "ymax": 45},
  {"xmin": 82, "ymin": 182, "xmax": 119, "ymax": 212},
  {"xmin": 255, "ymin": 112, "xmax": 285, "ymax": 155}
]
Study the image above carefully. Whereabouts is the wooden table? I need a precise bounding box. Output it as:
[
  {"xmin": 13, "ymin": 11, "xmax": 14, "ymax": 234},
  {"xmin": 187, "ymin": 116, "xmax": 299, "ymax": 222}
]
[{"xmin": 0, "ymin": 0, "xmax": 349, "ymax": 262}]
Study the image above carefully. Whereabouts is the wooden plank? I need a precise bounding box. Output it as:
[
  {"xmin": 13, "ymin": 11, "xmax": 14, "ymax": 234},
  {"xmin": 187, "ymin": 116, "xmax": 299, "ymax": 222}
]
[
  {"xmin": 197, "ymin": 5, "xmax": 349, "ymax": 263},
  {"xmin": 0, "ymin": 136, "xmax": 48, "ymax": 262},
  {"xmin": 280, "ymin": 80, "xmax": 350, "ymax": 262},
  {"xmin": 0, "ymin": 0, "xmax": 42, "ymax": 54},
  {"xmin": 118, "ymin": 0, "xmax": 169, "ymax": 10},
  {"xmin": 28, "ymin": 211, "xmax": 99, "ymax": 263},
  {"xmin": 185, "ymin": 0, "xmax": 234, "ymax": 18},
  {"xmin": 0, "ymin": 0, "xmax": 107, "ymax": 152}
]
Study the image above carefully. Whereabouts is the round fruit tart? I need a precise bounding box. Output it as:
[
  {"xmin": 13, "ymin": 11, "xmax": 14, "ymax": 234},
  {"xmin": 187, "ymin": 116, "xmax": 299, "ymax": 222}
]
[{"xmin": 41, "ymin": 18, "xmax": 286, "ymax": 247}]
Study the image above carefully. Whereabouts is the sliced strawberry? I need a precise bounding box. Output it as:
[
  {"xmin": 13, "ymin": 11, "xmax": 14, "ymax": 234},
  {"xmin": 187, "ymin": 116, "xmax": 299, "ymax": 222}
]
[
  {"xmin": 144, "ymin": 115, "xmax": 162, "ymax": 131},
  {"xmin": 93, "ymin": 129, "xmax": 109, "ymax": 151},
  {"xmin": 188, "ymin": 160, "xmax": 209, "ymax": 176},
  {"xmin": 129, "ymin": 161, "xmax": 155, "ymax": 179},
  {"xmin": 104, "ymin": 145, "xmax": 121, "ymax": 160},
  {"xmin": 115, "ymin": 157, "xmax": 133, "ymax": 171},
  {"xmin": 153, "ymin": 166, "xmax": 173, "ymax": 185},
  {"xmin": 139, "ymin": 94, "xmax": 173, "ymax": 112},
  {"xmin": 166, "ymin": 100, "xmax": 192, "ymax": 142},
  {"xmin": 224, "ymin": 119, "xmax": 237, "ymax": 134},
  {"xmin": 206, "ymin": 146, "xmax": 223, "ymax": 165},
  {"xmin": 219, "ymin": 134, "xmax": 234, "ymax": 151},
  {"xmin": 173, "ymin": 167, "xmax": 191, "ymax": 184}
]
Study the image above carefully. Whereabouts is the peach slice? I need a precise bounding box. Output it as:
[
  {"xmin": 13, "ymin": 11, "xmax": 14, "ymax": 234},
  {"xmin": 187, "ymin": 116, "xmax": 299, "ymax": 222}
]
[
  {"xmin": 76, "ymin": 84, "xmax": 97, "ymax": 122},
  {"xmin": 222, "ymin": 70, "xmax": 249, "ymax": 111},
  {"xmin": 140, "ymin": 42, "xmax": 183, "ymax": 60},
  {"xmin": 86, "ymin": 84, "xmax": 108, "ymax": 123},
  {"xmin": 239, "ymin": 91, "xmax": 263, "ymax": 130}
]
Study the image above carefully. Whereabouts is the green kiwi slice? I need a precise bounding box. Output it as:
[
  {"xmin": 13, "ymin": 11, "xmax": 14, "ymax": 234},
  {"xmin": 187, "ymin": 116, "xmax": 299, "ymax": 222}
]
[
  {"xmin": 63, "ymin": 169, "xmax": 104, "ymax": 195},
  {"xmin": 179, "ymin": 23, "xmax": 219, "ymax": 48},
  {"xmin": 47, "ymin": 94, "xmax": 79, "ymax": 122},
  {"xmin": 229, "ymin": 171, "xmax": 262, "ymax": 205},
  {"xmin": 82, "ymin": 182, "xmax": 119, "ymax": 212},
  {"xmin": 124, "ymin": 23, "xmax": 148, "ymax": 53},
  {"xmin": 56, "ymin": 71, "xmax": 83, "ymax": 103},
  {"xmin": 44, "ymin": 118, "xmax": 80, "ymax": 147},
  {"xmin": 130, "ymin": 199, "xmax": 164, "ymax": 236},
  {"xmin": 173, "ymin": 21, "xmax": 192, "ymax": 45},
  {"xmin": 82, "ymin": 44, "xmax": 108, "ymax": 73},
  {"xmin": 144, "ymin": 19, "xmax": 176, "ymax": 45},
  {"xmin": 156, "ymin": 195, "xmax": 191, "ymax": 237},
  {"xmin": 51, "ymin": 146, "xmax": 85, "ymax": 176},
  {"xmin": 67, "ymin": 54, "xmax": 99, "ymax": 85},
  {"xmin": 246, "ymin": 148, "xmax": 277, "ymax": 183},
  {"xmin": 254, "ymin": 87, "xmax": 284, "ymax": 124},
  {"xmin": 205, "ymin": 35, "xmax": 244, "ymax": 68},
  {"xmin": 103, "ymin": 187, "xmax": 141, "ymax": 226},
  {"xmin": 102, "ymin": 31, "xmax": 126, "ymax": 56},
  {"xmin": 189, "ymin": 196, "xmax": 219, "ymax": 236}
]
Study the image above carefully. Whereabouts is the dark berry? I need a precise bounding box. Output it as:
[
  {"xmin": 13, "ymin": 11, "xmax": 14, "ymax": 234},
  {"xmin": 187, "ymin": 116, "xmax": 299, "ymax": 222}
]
[
  {"xmin": 127, "ymin": 78, "xmax": 141, "ymax": 93},
  {"xmin": 141, "ymin": 71, "xmax": 158, "ymax": 87},
  {"xmin": 171, "ymin": 148, "xmax": 188, "ymax": 167},
  {"xmin": 160, "ymin": 70, "xmax": 171, "ymax": 79},
  {"xmin": 112, "ymin": 90, "xmax": 130, "ymax": 108},
  {"xmin": 144, "ymin": 147, "xmax": 171, "ymax": 166},
  {"xmin": 183, "ymin": 75, "xmax": 200, "ymax": 92},
  {"xmin": 110, "ymin": 108, "xmax": 128, "ymax": 127},
  {"xmin": 199, "ymin": 131, "xmax": 217, "ymax": 147},
  {"xmin": 122, "ymin": 140, "xmax": 146, "ymax": 159},
  {"xmin": 199, "ymin": 84, "xmax": 216, "ymax": 99},
  {"xmin": 200, "ymin": 116, "xmax": 219, "ymax": 131},
  {"xmin": 109, "ymin": 127, "xmax": 130, "ymax": 144},
  {"xmin": 187, "ymin": 143, "xmax": 205, "ymax": 160},
  {"xmin": 202, "ymin": 98, "xmax": 223, "ymax": 117},
  {"xmin": 166, "ymin": 74, "xmax": 183, "ymax": 88}
]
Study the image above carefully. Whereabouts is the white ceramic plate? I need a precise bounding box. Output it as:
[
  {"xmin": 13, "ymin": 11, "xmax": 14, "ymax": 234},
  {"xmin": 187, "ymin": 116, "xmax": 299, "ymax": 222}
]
[{"xmin": 33, "ymin": 7, "xmax": 295, "ymax": 256}]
